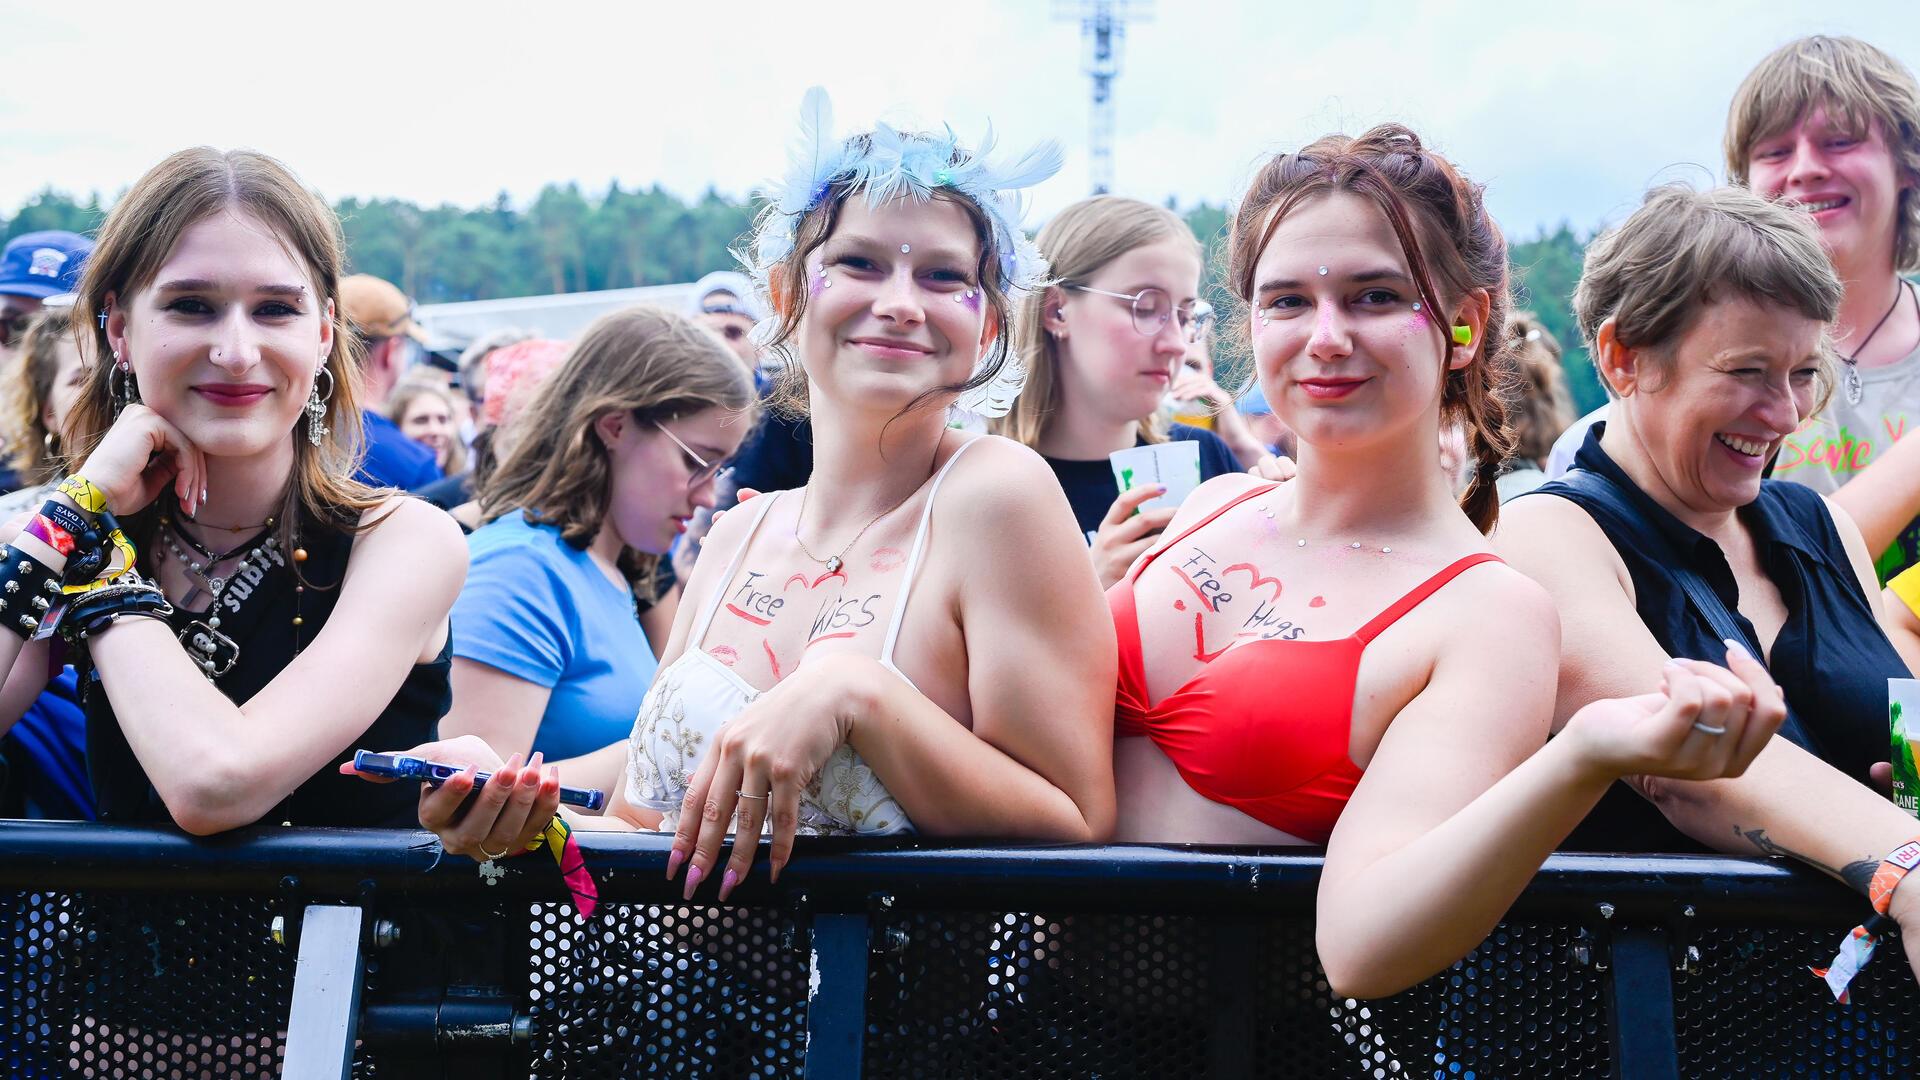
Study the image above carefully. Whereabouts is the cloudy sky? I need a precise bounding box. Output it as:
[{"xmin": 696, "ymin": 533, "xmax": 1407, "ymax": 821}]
[{"xmin": 4, "ymin": 0, "xmax": 1916, "ymax": 244}]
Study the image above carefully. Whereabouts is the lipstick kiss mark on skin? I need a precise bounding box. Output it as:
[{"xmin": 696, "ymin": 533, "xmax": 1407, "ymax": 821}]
[
  {"xmin": 806, "ymin": 632, "xmax": 857, "ymax": 649},
  {"xmin": 1193, "ymin": 613, "xmax": 1232, "ymax": 663},
  {"xmin": 1221, "ymin": 563, "xmax": 1283, "ymax": 603},
  {"xmin": 1309, "ymin": 596, "xmax": 1327, "ymax": 608},
  {"xmin": 710, "ymin": 645, "xmax": 739, "ymax": 667},
  {"xmin": 725, "ymin": 604, "xmax": 772, "ymax": 626},
  {"xmin": 785, "ymin": 569, "xmax": 848, "ymax": 592},
  {"xmin": 762, "ymin": 641, "xmax": 783, "ymax": 679},
  {"xmin": 870, "ymin": 547, "xmax": 907, "ymax": 573}
]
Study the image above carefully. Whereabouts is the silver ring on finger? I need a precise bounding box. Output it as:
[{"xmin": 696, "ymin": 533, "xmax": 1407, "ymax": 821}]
[
  {"xmin": 1691, "ymin": 721, "xmax": 1728, "ymax": 736},
  {"xmin": 735, "ymin": 790, "xmax": 770, "ymax": 801},
  {"xmin": 479, "ymin": 843, "xmax": 513, "ymax": 860}
]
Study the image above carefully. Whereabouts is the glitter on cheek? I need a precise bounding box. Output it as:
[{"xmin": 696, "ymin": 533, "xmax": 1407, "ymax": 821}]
[
  {"xmin": 961, "ymin": 288, "xmax": 982, "ymax": 314},
  {"xmin": 808, "ymin": 265, "xmax": 826, "ymax": 298},
  {"xmin": 1403, "ymin": 307, "xmax": 1430, "ymax": 335}
]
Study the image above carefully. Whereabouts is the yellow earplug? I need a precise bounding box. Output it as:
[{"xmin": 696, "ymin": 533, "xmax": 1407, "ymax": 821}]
[{"xmin": 1451, "ymin": 325, "xmax": 1473, "ymax": 346}]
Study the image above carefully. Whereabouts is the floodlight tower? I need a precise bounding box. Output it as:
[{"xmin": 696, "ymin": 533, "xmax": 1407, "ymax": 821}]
[{"xmin": 1057, "ymin": 1, "xmax": 1152, "ymax": 195}]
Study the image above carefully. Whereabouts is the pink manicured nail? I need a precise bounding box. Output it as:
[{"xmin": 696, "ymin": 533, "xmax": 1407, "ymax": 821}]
[
  {"xmin": 719, "ymin": 868, "xmax": 740, "ymax": 900},
  {"xmin": 666, "ymin": 848, "xmax": 685, "ymax": 881},
  {"xmin": 682, "ymin": 863, "xmax": 704, "ymax": 901}
]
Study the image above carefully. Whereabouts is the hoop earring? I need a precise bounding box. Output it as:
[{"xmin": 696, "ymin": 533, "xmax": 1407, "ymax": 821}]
[
  {"xmin": 109, "ymin": 362, "xmax": 140, "ymax": 417},
  {"xmin": 306, "ymin": 364, "xmax": 334, "ymax": 447}
]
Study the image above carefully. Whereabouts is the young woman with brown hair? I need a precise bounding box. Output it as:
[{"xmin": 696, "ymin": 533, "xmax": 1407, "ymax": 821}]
[
  {"xmin": 0, "ymin": 147, "xmax": 465, "ymax": 833},
  {"xmin": 1111, "ymin": 126, "xmax": 1783, "ymax": 997}
]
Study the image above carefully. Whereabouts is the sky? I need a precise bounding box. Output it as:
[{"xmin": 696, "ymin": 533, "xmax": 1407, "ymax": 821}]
[{"xmin": 4, "ymin": 0, "xmax": 1917, "ymax": 243}]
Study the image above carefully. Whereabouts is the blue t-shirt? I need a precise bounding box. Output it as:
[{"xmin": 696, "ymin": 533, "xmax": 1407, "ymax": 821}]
[
  {"xmin": 453, "ymin": 512, "xmax": 658, "ymax": 763},
  {"xmin": 1044, "ymin": 424, "xmax": 1244, "ymax": 542},
  {"xmin": 356, "ymin": 409, "xmax": 442, "ymax": 491}
]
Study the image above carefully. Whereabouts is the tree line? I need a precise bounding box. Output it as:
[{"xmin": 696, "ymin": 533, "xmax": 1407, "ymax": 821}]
[{"xmin": 2, "ymin": 184, "xmax": 1602, "ymax": 413}]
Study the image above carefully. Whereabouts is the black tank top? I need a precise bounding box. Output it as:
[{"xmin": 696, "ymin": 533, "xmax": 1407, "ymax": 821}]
[
  {"xmin": 83, "ymin": 506, "xmax": 449, "ymax": 827},
  {"xmin": 1530, "ymin": 424, "xmax": 1912, "ymax": 852}
]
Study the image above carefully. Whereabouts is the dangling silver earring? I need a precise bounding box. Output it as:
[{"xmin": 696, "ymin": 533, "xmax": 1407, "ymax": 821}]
[
  {"xmin": 306, "ymin": 365, "xmax": 334, "ymax": 447},
  {"xmin": 109, "ymin": 359, "xmax": 140, "ymax": 417}
]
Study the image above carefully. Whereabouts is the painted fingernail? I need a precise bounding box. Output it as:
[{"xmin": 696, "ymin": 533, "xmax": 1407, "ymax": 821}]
[
  {"xmin": 720, "ymin": 868, "xmax": 740, "ymax": 900},
  {"xmin": 682, "ymin": 863, "xmax": 704, "ymax": 900},
  {"xmin": 666, "ymin": 848, "xmax": 685, "ymax": 881},
  {"xmin": 1723, "ymin": 638, "xmax": 1751, "ymax": 659}
]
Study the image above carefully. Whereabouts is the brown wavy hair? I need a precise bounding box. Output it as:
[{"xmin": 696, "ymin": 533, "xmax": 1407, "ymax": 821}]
[
  {"xmin": 385, "ymin": 377, "xmax": 467, "ymax": 475},
  {"xmin": 1225, "ymin": 124, "xmax": 1519, "ymax": 532},
  {"xmin": 1503, "ymin": 312, "xmax": 1573, "ymax": 466},
  {"xmin": 66, "ymin": 147, "xmax": 381, "ymax": 549},
  {"xmin": 3, "ymin": 306, "xmax": 78, "ymax": 485},
  {"xmin": 478, "ymin": 305, "xmax": 757, "ymax": 590},
  {"xmin": 749, "ymin": 134, "xmax": 1016, "ymax": 427},
  {"xmin": 990, "ymin": 195, "xmax": 1194, "ymax": 449}
]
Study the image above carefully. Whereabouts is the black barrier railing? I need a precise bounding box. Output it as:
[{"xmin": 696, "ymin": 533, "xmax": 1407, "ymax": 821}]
[{"xmin": 1, "ymin": 822, "xmax": 1915, "ymax": 1078}]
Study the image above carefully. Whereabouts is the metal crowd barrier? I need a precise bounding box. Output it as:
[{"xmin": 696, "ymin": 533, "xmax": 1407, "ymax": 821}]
[{"xmin": 1, "ymin": 822, "xmax": 1915, "ymax": 1078}]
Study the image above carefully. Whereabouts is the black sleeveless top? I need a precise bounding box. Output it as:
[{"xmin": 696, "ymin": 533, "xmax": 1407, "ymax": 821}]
[
  {"xmin": 1529, "ymin": 424, "xmax": 1912, "ymax": 852},
  {"xmin": 82, "ymin": 506, "xmax": 450, "ymax": 827}
]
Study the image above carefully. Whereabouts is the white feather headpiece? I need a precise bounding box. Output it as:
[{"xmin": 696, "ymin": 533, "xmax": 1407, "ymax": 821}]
[{"xmin": 742, "ymin": 87, "xmax": 1062, "ymax": 418}]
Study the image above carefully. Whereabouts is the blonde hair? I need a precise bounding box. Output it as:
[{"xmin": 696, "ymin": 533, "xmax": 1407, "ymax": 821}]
[
  {"xmin": 1573, "ymin": 184, "xmax": 1843, "ymax": 413},
  {"xmin": 990, "ymin": 195, "xmax": 1195, "ymax": 449},
  {"xmin": 67, "ymin": 147, "xmax": 381, "ymax": 546},
  {"xmin": 3, "ymin": 306, "xmax": 78, "ymax": 484},
  {"xmin": 1725, "ymin": 35, "xmax": 1920, "ymax": 272},
  {"xmin": 386, "ymin": 377, "xmax": 467, "ymax": 475},
  {"xmin": 1503, "ymin": 313, "xmax": 1573, "ymax": 466},
  {"xmin": 479, "ymin": 306, "xmax": 757, "ymax": 590}
]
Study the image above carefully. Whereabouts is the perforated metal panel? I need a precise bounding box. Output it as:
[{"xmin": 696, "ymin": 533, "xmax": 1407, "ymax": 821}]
[
  {"xmin": 1675, "ymin": 925, "xmax": 1920, "ymax": 1076},
  {"xmin": 2, "ymin": 890, "xmax": 293, "ymax": 1079},
  {"xmin": 523, "ymin": 900, "xmax": 809, "ymax": 1077}
]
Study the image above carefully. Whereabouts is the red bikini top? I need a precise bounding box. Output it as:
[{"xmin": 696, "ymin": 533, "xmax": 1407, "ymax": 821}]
[{"xmin": 1110, "ymin": 483, "xmax": 1503, "ymax": 844}]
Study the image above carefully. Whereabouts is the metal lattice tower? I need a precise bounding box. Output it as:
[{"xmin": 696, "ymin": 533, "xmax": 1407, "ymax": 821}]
[{"xmin": 1056, "ymin": 1, "xmax": 1151, "ymax": 195}]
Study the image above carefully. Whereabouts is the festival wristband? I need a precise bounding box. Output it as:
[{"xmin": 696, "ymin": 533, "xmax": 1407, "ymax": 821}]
[
  {"xmin": 23, "ymin": 515, "xmax": 75, "ymax": 557},
  {"xmin": 509, "ymin": 815, "xmax": 599, "ymax": 918},
  {"xmin": 1811, "ymin": 838, "xmax": 1920, "ymax": 1002},
  {"xmin": 37, "ymin": 499, "xmax": 89, "ymax": 539},
  {"xmin": 55, "ymin": 475, "xmax": 109, "ymax": 516},
  {"xmin": 61, "ymin": 511, "xmax": 138, "ymax": 595}
]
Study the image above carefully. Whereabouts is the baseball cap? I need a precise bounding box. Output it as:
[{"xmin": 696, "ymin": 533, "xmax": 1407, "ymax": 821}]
[
  {"xmin": 339, "ymin": 274, "xmax": 428, "ymax": 342},
  {"xmin": 0, "ymin": 231, "xmax": 93, "ymax": 300},
  {"xmin": 686, "ymin": 271, "xmax": 767, "ymax": 323}
]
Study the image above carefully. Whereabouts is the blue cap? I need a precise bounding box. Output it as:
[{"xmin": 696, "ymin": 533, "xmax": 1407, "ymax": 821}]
[{"xmin": 0, "ymin": 231, "xmax": 93, "ymax": 301}]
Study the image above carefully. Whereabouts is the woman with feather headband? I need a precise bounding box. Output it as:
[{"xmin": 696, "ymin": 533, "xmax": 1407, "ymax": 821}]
[{"xmin": 381, "ymin": 90, "xmax": 1118, "ymax": 897}]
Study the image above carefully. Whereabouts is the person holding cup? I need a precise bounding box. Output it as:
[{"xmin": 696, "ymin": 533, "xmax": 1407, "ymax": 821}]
[{"xmin": 990, "ymin": 196, "xmax": 1247, "ymax": 588}]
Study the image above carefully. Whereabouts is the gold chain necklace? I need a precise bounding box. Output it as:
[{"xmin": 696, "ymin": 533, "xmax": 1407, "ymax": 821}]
[{"xmin": 794, "ymin": 437, "xmax": 944, "ymax": 574}]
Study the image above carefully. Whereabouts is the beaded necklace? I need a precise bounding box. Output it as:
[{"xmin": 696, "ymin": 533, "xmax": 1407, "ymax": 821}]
[{"xmin": 155, "ymin": 507, "xmax": 308, "ymax": 681}]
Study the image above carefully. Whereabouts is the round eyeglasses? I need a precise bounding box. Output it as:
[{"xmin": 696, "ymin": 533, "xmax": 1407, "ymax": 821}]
[{"xmin": 1064, "ymin": 284, "xmax": 1205, "ymax": 340}]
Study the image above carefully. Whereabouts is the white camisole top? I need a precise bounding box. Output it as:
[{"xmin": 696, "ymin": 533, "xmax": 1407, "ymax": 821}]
[{"xmin": 625, "ymin": 438, "xmax": 982, "ymax": 836}]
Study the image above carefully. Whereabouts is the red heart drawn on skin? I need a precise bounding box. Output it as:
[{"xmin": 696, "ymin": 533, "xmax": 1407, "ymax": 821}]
[
  {"xmin": 1193, "ymin": 613, "xmax": 1231, "ymax": 663},
  {"xmin": 1309, "ymin": 596, "xmax": 1326, "ymax": 608},
  {"xmin": 1221, "ymin": 563, "xmax": 1283, "ymax": 604},
  {"xmin": 870, "ymin": 547, "xmax": 907, "ymax": 573},
  {"xmin": 709, "ymin": 645, "xmax": 739, "ymax": 667},
  {"xmin": 784, "ymin": 569, "xmax": 848, "ymax": 592}
]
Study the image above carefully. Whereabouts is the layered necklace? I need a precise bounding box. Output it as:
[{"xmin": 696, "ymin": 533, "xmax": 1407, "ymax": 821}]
[{"xmin": 155, "ymin": 504, "xmax": 306, "ymax": 681}]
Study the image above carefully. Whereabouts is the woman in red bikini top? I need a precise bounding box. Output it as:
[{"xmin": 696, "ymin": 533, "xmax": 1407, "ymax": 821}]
[{"xmin": 1110, "ymin": 125, "xmax": 1788, "ymax": 999}]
